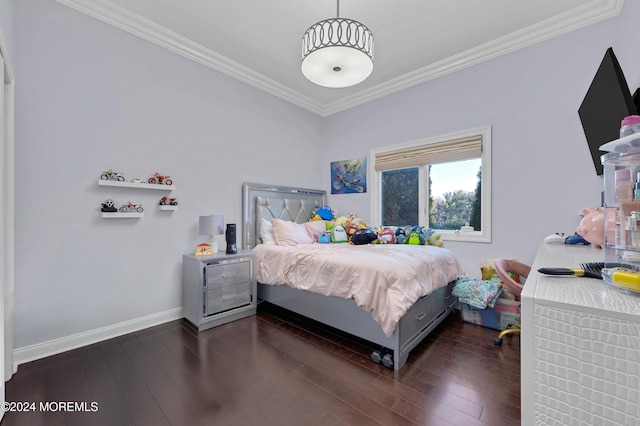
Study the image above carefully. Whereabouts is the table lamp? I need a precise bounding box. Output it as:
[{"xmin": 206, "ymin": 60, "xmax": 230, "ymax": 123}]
[{"xmin": 199, "ymin": 215, "xmax": 224, "ymax": 253}]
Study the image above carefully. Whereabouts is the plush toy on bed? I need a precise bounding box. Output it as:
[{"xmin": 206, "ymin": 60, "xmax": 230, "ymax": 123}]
[
  {"xmin": 317, "ymin": 232, "xmax": 331, "ymax": 244},
  {"xmin": 348, "ymin": 212, "xmax": 367, "ymax": 229},
  {"xmin": 346, "ymin": 224, "xmax": 359, "ymax": 241},
  {"xmin": 312, "ymin": 206, "xmax": 336, "ymax": 221},
  {"xmin": 427, "ymin": 233, "xmax": 444, "ymax": 247},
  {"xmin": 331, "ymin": 225, "xmax": 349, "ymax": 243},
  {"xmin": 351, "ymin": 228, "xmax": 379, "ymax": 245},
  {"xmin": 378, "ymin": 227, "xmax": 396, "ymax": 244},
  {"xmin": 395, "ymin": 226, "xmax": 408, "ymax": 244},
  {"xmin": 332, "ymin": 215, "xmax": 351, "ymax": 229},
  {"xmin": 407, "ymin": 226, "xmax": 426, "ymax": 245},
  {"xmin": 424, "ymin": 228, "xmax": 444, "ymax": 247}
]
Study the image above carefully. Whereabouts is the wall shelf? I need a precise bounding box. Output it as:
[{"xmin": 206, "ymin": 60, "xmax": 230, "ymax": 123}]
[
  {"xmin": 101, "ymin": 212, "xmax": 144, "ymax": 218},
  {"xmin": 98, "ymin": 180, "xmax": 176, "ymax": 191},
  {"xmin": 159, "ymin": 205, "xmax": 178, "ymax": 211}
]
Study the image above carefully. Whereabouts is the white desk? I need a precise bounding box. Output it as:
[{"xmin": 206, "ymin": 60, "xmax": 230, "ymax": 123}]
[{"xmin": 521, "ymin": 242, "xmax": 640, "ymax": 426}]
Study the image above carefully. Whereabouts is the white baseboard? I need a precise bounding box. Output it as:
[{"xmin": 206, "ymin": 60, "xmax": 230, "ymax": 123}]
[{"xmin": 13, "ymin": 307, "xmax": 183, "ymax": 367}]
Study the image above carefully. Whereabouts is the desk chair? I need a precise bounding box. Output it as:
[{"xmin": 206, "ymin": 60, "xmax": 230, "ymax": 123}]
[{"xmin": 493, "ymin": 258, "xmax": 530, "ymax": 346}]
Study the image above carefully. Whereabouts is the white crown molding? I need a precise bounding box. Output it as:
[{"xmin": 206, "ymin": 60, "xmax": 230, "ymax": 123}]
[
  {"xmin": 13, "ymin": 307, "xmax": 183, "ymax": 367},
  {"xmin": 323, "ymin": 0, "xmax": 625, "ymax": 116},
  {"xmin": 56, "ymin": 0, "xmax": 623, "ymax": 117}
]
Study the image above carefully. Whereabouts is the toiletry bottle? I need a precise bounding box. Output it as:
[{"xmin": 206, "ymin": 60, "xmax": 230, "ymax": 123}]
[
  {"xmin": 635, "ymin": 172, "xmax": 640, "ymax": 199},
  {"xmin": 616, "ymin": 169, "xmax": 633, "ymax": 200}
]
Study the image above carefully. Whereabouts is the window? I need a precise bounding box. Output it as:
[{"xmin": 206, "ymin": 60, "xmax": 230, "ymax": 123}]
[{"xmin": 370, "ymin": 127, "xmax": 491, "ymax": 242}]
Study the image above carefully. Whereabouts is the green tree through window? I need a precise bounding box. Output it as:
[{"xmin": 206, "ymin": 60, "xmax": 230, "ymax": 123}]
[
  {"xmin": 381, "ymin": 168, "xmax": 418, "ymax": 225},
  {"xmin": 381, "ymin": 164, "xmax": 481, "ymax": 231}
]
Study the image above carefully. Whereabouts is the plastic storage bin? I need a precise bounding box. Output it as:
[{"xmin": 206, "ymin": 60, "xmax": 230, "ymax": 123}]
[
  {"xmin": 459, "ymin": 299, "xmax": 520, "ymax": 330},
  {"xmin": 601, "ymin": 145, "xmax": 640, "ymax": 292}
]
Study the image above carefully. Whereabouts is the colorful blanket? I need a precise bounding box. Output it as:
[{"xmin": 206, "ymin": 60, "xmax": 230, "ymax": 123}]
[{"xmin": 452, "ymin": 276, "xmax": 503, "ymax": 309}]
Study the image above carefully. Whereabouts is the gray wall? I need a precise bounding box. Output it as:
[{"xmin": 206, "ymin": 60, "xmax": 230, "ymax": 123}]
[
  {"xmin": 7, "ymin": 0, "xmax": 640, "ymax": 354},
  {"xmin": 12, "ymin": 0, "xmax": 323, "ymax": 350},
  {"xmin": 324, "ymin": 0, "xmax": 640, "ymax": 276}
]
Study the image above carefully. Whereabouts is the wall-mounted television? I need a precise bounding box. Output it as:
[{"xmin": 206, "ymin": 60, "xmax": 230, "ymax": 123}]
[{"xmin": 578, "ymin": 47, "xmax": 638, "ymax": 175}]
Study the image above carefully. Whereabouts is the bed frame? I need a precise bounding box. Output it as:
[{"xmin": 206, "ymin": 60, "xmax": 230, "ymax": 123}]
[{"xmin": 241, "ymin": 182, "xmax": 458, "ymax": 370}]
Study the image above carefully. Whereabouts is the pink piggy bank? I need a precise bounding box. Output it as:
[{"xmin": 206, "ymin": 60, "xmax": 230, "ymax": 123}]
[{"xmin": 576, "ymin": 208, "xmax": 605, "ymax": 248}]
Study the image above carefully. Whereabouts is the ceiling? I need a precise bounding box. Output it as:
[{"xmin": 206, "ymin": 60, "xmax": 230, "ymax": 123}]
[{"xmin": 57, "ymin": 0, "xmax": 623, "ymax": 116}]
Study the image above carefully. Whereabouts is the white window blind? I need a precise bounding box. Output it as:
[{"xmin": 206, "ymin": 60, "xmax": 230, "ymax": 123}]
[{"xmin": 374, "ymin": 135, "xmax": 482, "ymax": 172}]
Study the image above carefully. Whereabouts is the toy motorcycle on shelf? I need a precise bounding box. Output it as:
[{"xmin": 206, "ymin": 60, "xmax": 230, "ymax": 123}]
[
  {"xmin": 148, "ymin": 173, "xmax": 173, "ymax": 185},
  {"xmin": 118, "ymin": 202, "xmax": 144, "ymax": 213},
  {"xmin": 159, "ymin": 196, "xmax": 178, "ymax": 206},
  {"xmin": 100, "ymin": 169, "xmax": 125, "ymax": 181}
]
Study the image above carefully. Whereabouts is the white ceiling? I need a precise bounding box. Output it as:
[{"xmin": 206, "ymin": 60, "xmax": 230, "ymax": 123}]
[{"xmin": 57, "ymin": 0, "xmax": 624, "ymax": 116}]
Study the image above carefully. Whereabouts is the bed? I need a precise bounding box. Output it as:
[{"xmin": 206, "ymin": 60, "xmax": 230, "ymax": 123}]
[{"xmin": 241, "ymin": 182, "xmax": 464, "ymax": 370}]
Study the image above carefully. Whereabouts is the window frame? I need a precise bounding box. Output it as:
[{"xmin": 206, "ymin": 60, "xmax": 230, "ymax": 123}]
[{"xmin": 370, "ymin": 126, "xmax": 492, "ymax": 243}]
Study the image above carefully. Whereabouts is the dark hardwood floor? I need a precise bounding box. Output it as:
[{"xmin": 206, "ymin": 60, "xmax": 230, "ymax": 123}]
[{"xmin": 2, "ymin": 303, "xmax": 520, "ymax": 425}]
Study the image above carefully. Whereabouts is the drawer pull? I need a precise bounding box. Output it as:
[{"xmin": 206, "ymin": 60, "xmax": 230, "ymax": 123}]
[{"xmin": 416, "ymin": 313, "xmax": 426, "ymax": 321}]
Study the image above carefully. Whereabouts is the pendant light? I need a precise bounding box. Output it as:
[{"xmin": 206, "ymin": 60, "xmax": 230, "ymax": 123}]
[{"xmin": 301, "ymin": 0, "xmax": 374, "ymax": 88}]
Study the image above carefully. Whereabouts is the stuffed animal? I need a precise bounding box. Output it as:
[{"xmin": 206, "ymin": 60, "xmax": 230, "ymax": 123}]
[
  {"xmin": 407, "ymin": 226, "xmax": 426, "ymax": 245},
  {"xmin": 348, "ymin": 212, "xmax": 367, "ymax": 229},
  {"xmin": 317, "ymin": 232, "xmax": 331, "ymax": 244},
  {"xmin": 395, "ymin": 227, "xmax": 408, "ymax": 244},
  {"xmin": 378, "ymin": 227, "xmax": 396, "ymax": 244},
  {"xmin": 351, "ymin": 228, "xmax": 378, "ymax": 245},
  {"xmin": 331, "ymin": 225, "xmax": 349, "ymax": 243},
  {"xmin": 312, "ymin": 206, "xmax": 336, "ymax": 221},
  {"xmin": 576, "ymin": 207, "xmax": 604, "ymax": 248},
  {"xmin": 346, "ymin": 224, "xmax": 359, "ymax": 241},
  {"xmin": 422, "ymin": 228, "xmax": 444, "ymax": 247},
  {"xmin": 333, "ymin": 215, "xmax": 351, "ymax": 228},
  {"xmin": 427, "ymin": 233, "xmax": 444, "ymax": 247}
]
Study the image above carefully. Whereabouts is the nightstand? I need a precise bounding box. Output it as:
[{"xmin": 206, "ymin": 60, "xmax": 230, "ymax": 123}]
[{"xmin": 182, "ymin": 250, "xmax": 256, "ymax": 331}]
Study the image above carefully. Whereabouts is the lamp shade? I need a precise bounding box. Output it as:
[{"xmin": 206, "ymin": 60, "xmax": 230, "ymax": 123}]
[
  {"xmin": 301, "ymin": 17, "xmax": 374, "ymax": 88},
  {"xmin": 199, "ymin": 215, "xmax": 224, "ymax": 236}
]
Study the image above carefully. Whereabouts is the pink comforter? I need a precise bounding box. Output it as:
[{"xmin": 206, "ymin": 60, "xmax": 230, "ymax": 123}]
[{"xmin": 254, "ymin": 243, "xmax": 464, "ymax": 336}]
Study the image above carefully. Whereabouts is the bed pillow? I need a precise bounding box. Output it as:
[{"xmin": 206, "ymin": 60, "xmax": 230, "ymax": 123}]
[
  {"xmin": 304, "ymin": 220, "xmax": 327, "ymax": 239},
  {"xmin": 260, "ymin": 218, "xmax": 276, "ymax": 245},
  {"xmin": 272, "ymin": 219, "xmax": 314, "ymax": 246}
]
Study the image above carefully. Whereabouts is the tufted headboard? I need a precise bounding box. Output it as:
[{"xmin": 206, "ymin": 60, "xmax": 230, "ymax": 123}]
[{"xmin": 242, "ymin": 182, "xmax": 326, "ymax": 250}]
